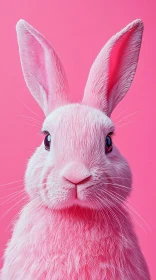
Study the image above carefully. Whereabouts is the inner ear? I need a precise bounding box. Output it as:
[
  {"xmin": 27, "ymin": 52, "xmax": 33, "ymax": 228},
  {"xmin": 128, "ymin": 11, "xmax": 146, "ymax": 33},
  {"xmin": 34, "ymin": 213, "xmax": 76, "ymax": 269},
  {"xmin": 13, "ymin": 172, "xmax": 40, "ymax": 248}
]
[{"xmin": 107, "ymin": 27, "xmax": 135, "ymax": 97}]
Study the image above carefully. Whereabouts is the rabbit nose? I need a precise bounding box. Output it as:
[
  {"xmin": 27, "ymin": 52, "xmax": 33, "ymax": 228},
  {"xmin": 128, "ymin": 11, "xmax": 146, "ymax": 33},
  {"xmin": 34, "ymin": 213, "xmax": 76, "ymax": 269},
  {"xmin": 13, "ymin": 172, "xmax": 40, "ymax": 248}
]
[{"xmin": 62, "ymin": 161, "xmax": 91, "ymax": 185}]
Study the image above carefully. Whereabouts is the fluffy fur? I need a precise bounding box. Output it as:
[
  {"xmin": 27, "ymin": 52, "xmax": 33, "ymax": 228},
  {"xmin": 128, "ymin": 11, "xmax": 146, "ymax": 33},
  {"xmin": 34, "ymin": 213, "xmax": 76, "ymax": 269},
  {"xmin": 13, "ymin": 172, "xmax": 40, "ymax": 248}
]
[{"xmin": 1, "ymin": 19, "xmax": 150, "ymax": 279}]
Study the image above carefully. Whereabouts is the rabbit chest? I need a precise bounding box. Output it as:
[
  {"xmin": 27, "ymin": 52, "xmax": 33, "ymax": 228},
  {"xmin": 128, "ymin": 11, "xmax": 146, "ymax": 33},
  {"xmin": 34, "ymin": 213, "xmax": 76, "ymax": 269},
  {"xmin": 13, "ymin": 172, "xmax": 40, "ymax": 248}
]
[{"xmin": 1, "ymin": 200, "xmax": 149, "ymax": 280}]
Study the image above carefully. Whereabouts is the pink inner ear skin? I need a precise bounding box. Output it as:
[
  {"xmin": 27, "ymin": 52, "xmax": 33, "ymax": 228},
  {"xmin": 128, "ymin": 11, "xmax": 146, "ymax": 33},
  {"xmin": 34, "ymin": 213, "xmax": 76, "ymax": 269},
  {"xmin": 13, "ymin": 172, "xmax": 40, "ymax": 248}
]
[{"xmin": 107, "ymin": 27, "xmax": 135, "ymax": 97}]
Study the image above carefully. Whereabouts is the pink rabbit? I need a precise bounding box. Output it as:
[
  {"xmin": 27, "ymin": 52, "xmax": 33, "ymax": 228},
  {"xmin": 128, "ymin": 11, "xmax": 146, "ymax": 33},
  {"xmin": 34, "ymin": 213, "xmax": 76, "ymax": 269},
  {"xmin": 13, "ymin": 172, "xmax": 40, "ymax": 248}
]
[{"xmin": 1, "ymin": 19, "xmax": 150, "ymax": 279}]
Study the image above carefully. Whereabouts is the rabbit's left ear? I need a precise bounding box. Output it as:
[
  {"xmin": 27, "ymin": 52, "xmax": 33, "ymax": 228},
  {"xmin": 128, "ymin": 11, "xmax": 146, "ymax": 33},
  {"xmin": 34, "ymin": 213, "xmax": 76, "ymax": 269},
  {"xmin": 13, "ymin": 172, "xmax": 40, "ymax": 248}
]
[
  {"xmin": 16, "ymin": 20, "xmax": 69, "ymax": 116},
  {"xmin": 82, "ymin": 19, "xmax": 144, "ymax": 116}
]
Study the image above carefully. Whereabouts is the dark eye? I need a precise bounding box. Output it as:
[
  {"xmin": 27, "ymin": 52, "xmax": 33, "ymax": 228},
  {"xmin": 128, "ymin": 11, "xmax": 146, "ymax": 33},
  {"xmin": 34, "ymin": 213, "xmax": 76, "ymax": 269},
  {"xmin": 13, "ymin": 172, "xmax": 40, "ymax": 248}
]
[
  {"xmin": 105, "ymin": 134, "xmax": 113, "ymax": 154},
  {"xmin": 44, "ymin": 133, "xmax": 51, "ymax": 151}
]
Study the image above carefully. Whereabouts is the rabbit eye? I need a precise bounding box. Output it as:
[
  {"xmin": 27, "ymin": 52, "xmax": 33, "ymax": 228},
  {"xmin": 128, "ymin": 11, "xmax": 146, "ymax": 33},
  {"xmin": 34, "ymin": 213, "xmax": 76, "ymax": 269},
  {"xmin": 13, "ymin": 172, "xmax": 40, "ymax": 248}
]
[
  {"xmin": 105, "ymin": 134, "xmax": 113, "ymax": 154},
  {"xmin": 44, "ymin": 133, "xmax": 51, "ymax": 151}
]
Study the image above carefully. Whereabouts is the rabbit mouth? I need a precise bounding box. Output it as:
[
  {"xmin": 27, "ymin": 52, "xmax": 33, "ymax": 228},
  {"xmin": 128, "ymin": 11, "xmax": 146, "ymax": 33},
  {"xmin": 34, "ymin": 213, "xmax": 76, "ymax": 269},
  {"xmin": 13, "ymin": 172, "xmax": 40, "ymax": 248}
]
[
  {"xmin": 66, "ymin": 184, "xmax": 95, "ymax": 208},
  {"xmin": 53, "ymin": 184, "xmax": 92, "ymax": 208}
]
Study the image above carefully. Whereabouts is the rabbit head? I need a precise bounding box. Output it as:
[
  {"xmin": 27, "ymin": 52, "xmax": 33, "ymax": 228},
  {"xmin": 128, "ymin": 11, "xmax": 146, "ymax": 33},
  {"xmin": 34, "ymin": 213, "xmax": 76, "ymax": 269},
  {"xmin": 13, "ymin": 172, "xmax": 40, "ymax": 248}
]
[{"xmin": 16, "ymin": 19, "xmax": 143, "ymax": 210}]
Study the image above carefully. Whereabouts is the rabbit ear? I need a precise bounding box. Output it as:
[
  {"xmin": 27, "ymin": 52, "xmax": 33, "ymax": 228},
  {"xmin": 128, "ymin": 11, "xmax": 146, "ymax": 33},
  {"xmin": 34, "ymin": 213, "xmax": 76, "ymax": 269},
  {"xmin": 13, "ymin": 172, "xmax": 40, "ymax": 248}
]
[
  {"xmin": 16, "ymin": 19, "xmax": 69, "ymax": 116},
  {"xmin": 82, "ymin": 19, "xmax": 143, "ymax": 116}
]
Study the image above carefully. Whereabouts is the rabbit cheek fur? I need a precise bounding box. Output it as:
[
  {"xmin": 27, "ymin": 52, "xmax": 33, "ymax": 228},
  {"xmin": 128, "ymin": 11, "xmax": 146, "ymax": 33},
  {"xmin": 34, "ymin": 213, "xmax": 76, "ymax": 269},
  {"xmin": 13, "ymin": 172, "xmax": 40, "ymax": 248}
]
[{"xmin": 1, "ymin": 19, "xmax": 151, "ymax": 279}]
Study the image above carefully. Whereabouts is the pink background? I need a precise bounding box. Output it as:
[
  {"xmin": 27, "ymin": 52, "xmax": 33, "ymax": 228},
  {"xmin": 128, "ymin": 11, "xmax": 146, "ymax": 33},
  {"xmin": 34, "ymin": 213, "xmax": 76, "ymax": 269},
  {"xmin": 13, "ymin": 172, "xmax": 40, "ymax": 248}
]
[{"xmin": 0, "ymin": 0, "xmax": 155, "ymax": 277}]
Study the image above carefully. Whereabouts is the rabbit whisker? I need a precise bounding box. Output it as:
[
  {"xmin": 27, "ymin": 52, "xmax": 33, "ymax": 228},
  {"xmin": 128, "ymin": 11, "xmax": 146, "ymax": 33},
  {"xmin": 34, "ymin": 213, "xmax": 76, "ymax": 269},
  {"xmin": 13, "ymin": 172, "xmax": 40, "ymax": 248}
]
[
  {"xmin": 1, "ymin": 191, "xmax": 28, "ymax": 206},
  {"xmin": 100, "ymin": 188, "xmax": 149, "ymax": 233},
  {"xmin": 114, "ymin": 110, "xmax": 139, "ymax": 125},
  {"xmin": 109, "ymin": 189, "xmax": 151, "ymax": 232},
  {"xmin": 0, "ymin": 189, "xmax": 26, "ymax": 202},
  {"xmin": 111, "ymin": 108, "xmax": 128, "ymax": 121},
  {"xmin": 0, "ymin": 185, "xmax": 25, "ymax": 192},
  {"xmin": 108, "ymin": 176, "xmax": 132, "ymax": 181},
  {"xmin": 103, "ymin": 182, "xmax": 130, "ymax": 190},
  {"xmin": 116, "ymin": 120, "xmax": 135, "ymax": 129},
  {"xmin": 25, "ymin": 122, "xmax": 41, "ymax": 128},
  {"xmin": 0, "ymin": 179, "xmax": 24, "ymax": 187},
  {"xmin": 0, "ymin": 195, "xmax": 28, "ymax": 220},
  {"xmin": 96, "ymin": 194, "xmax": 124, "ymax": 245},
  {"xmin": 15, "ymin": 114, "xmax": 42, "ymax": 125},
  {"xmin": 20, "ymin": 101, "xmax": 43, "ymax": 121}
]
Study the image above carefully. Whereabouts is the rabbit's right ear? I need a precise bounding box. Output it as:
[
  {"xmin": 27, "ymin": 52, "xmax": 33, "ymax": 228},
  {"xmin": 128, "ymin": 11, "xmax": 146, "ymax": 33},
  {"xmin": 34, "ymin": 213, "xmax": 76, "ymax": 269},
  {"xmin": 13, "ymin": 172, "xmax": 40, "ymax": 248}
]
[
  {"xmin": 82, "ymin": 19, "xmax": 144, "ymax": 117},
  {"xmin": 16, "ymin": 20, "xmax": 69, "ymax": 116}
]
